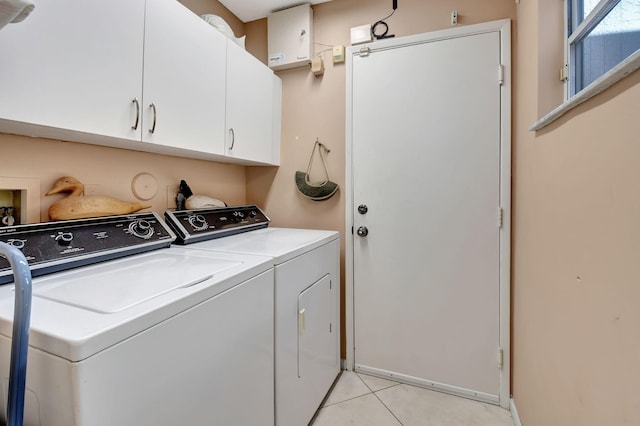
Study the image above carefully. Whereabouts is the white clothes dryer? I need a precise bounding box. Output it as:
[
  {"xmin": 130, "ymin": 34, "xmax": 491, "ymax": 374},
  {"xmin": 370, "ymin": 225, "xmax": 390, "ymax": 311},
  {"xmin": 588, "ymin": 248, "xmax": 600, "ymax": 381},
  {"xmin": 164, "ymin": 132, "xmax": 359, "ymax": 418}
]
[
  {"xmin": 165, "ymin": 206, "xmax": 341, "ymax": 426},
  {"xmin": 0, "ymin": 213, "xmax": 275, "ymax": 426}
]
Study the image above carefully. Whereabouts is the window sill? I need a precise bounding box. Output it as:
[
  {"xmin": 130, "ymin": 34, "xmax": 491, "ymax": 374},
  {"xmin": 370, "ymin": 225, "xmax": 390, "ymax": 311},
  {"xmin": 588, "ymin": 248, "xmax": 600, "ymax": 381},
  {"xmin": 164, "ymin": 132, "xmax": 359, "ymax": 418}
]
[{"xmin": 529, "ymin": 49, "xmax": 640, "ymax": 132}]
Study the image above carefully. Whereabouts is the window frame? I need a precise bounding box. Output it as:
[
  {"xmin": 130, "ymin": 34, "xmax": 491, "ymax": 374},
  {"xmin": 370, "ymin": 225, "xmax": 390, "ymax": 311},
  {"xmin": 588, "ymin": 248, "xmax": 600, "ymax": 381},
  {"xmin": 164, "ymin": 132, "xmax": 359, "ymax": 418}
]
[
  {"xmin": 565, "ymin": 0, "xmax": 630, "ymax": 99},
  {"xmin": 530, "ymin": 0, "xmax": 640, "ymax": 131}
]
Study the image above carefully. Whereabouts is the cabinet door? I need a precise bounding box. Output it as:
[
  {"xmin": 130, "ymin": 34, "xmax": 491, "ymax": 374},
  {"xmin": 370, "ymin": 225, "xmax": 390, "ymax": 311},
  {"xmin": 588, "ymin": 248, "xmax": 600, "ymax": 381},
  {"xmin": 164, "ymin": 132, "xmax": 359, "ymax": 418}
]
[
  {"xmin": 225, "ymin": 40, "xmax": 277, "ymax": 164},
  {"xmin": 142, "ymin": 0, "xmax": 226, "ymax": 155},
  {"xmin": 271, "ymin": 75, "xmax": 282, "ymax": 166},
  {"xmin": 0, "ymin": 0, "xmax": 144, "ymax": 140}
]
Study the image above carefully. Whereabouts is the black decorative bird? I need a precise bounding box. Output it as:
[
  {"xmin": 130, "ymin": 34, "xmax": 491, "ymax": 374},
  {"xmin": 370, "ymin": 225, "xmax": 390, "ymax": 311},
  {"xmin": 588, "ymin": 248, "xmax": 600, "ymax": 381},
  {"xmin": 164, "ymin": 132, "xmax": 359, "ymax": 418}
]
[{"xmin": 176, "ymin": 180, "xmax": 226, "ymax": 210}]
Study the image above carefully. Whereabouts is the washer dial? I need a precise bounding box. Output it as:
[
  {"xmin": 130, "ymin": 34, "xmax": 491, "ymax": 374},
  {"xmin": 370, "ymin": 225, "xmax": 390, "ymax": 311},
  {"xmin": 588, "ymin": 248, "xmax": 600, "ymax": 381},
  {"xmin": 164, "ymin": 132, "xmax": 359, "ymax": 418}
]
[
  {"xmin": 188, "ymin": 214, "xmax": 209, "ymax": 231},
  {"xmin": 7, "ymin": 239, "xmax": 25, "ymax": 250},
  {"xmin": 128, "ymin": 220, "xmax": 154, "ymax": 239},
  {"xmin": 55, "ymin": 232, "xmax": 74, "ymax": 246}
]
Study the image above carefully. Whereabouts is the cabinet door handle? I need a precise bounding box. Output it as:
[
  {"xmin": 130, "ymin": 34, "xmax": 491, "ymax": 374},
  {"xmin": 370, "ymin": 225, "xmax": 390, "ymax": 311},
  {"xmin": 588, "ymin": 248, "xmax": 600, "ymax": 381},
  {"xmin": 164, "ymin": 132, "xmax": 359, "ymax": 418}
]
[
  {"xmin": 149, "ymin": 103, "xmax": 157, "ymax": 134},
  {"xmin": 229, "ymin": 128, "xmax": 235, "ymax": 150},
  {"xmin": 131, "ymin": 98, "xmax": 140, "ymax": 130}
]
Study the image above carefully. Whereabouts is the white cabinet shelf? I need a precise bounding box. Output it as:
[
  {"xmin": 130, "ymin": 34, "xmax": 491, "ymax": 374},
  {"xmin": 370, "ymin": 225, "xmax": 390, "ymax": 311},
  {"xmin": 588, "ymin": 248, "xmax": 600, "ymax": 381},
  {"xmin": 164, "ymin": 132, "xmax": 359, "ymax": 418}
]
[{"xmin": 0, "ymin": 0, "xmax": 281, "ymax": 166}]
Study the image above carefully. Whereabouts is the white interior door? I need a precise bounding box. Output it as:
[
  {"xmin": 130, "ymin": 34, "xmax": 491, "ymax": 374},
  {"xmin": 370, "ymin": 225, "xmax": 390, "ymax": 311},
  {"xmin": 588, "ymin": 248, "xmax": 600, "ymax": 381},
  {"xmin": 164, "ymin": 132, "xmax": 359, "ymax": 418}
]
[{"xmin": 350, "ymin": 23, "xmax": 509, "ymax": 405}]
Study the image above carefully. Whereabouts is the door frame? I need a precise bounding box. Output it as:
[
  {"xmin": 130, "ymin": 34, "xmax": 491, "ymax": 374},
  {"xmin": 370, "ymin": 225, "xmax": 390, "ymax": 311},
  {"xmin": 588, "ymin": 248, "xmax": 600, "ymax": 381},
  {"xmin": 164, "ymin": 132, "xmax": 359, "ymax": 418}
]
[{"xmin": 344, "ymin": 19, "xmax": 512, "ymax": 408}]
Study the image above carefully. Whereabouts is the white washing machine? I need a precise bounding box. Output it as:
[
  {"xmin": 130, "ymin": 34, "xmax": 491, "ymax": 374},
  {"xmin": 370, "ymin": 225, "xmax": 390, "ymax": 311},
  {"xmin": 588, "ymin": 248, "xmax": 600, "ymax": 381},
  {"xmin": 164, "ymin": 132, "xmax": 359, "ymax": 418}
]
[
  {"xmin": 165, "ymin": 206, "xmax": 341, "ymax": 426},
  {"xmin": 0, "ymin": 212, "xmax": 275, "ymax": 426}
]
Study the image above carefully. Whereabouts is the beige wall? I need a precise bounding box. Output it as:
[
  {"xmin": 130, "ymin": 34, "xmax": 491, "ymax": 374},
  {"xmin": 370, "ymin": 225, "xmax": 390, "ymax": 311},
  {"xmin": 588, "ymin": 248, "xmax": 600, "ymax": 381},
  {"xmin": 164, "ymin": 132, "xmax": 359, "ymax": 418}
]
[
  {"xmin": 513, "ymin": 1, "xmax": 640, "ymax": 425},
  {"xmin": 245, "ymin": 0, "xmax": 516, "ymax": 358},
  {"xmin": 0, "ymin": 134, "xmax": 246, "ymax": 222}
]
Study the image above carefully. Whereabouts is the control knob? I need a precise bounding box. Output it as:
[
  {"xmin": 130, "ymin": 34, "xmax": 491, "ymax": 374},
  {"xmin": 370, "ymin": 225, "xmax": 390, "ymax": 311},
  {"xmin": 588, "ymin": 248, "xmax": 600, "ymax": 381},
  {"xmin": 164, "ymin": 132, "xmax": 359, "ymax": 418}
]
[
  {"xmin": 7, "ymin": 239, "xmax": 25, "ymax": 250},
  {"xmin": 188, "ymin": 214, "xmax": 209, "ymax": 231},
  {"xmin": 128, "ymin": 220, "xmax": 154, "ymax": 239},
  {"xmin": 55, "ymin": 232, "xmax": 74, "ymax": 246},
  {"xmin": 232, "ymin": 211, "xmax": 245, "ymax": 223}
]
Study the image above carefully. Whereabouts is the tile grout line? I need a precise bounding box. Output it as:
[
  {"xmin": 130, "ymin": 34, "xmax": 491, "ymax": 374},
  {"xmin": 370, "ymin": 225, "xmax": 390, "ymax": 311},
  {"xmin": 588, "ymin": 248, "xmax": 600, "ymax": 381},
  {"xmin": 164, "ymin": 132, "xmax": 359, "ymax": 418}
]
[
  {"xmin": 356, "ymin": 372, "xmax": 402, "ymax": 393},
  {"xmin": 372, "ymin": 389, "xmax": 405, "ymax": 426},
  {"xmin": 321, "ymin": 392, "xmax": 372, "ymax": 408},
  {"xmin": 356, "ymin": 373, "xmax": 404, "ymax": 426},
  {"xmin": 320, "ymin": 372, "xmax": 373, "ymax": 408}
]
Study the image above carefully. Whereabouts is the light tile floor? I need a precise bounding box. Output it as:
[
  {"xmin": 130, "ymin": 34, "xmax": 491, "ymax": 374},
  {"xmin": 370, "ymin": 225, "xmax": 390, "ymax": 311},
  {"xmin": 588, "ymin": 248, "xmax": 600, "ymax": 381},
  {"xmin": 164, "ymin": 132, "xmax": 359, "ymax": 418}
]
[{"xmin": 310, "ymin": 371, "xmax": 515, "ymax": 426}]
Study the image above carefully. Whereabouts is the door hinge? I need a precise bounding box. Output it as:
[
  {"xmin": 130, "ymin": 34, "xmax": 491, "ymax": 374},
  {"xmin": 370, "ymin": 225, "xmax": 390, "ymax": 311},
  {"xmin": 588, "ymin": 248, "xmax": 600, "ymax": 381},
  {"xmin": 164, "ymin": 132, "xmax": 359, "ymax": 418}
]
[
  {"xmin": 498, "ymin": 64, "xmax": 504, "ymax": 85},
  {"xmin": 330, "ymin": 279, "xmax": 332, "ymax": 290},
  {"xmin": 498, "ymin": 207, "xmax": 503, "ymax": 229},
  {"xmin": 560, "ymin": 64, "xmax": 569, "ymax": 82},
  {"xmin": 497, "ymin": 348, "xmax": 504, "ymax": 367},
  {"xmin": 359, "ymin": 46, "xmax": 371, "ymax": 57}
]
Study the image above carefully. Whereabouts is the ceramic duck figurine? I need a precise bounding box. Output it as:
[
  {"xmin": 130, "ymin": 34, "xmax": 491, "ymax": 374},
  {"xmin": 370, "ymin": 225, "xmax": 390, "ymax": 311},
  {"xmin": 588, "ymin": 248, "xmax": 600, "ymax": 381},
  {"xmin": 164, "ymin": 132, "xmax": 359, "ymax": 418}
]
[
  {"xmin": 46, "ymin": 176, "xmax": 151, "ymax": 221},
  {"xmin": 176, "ymin": 180, "xmax": 226, "ymax": 210}
]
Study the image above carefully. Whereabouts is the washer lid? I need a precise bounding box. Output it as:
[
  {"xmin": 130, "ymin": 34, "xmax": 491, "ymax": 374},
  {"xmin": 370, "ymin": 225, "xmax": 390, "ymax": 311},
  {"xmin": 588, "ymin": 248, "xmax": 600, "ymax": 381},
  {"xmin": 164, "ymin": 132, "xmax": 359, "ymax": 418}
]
[
  {"xmin": 0, "ymin": 247, "xmax": 272, "ymax": 362},
  {"xmin": 33, "ymin": 252, "xmax": 240, "ymax": 314}
]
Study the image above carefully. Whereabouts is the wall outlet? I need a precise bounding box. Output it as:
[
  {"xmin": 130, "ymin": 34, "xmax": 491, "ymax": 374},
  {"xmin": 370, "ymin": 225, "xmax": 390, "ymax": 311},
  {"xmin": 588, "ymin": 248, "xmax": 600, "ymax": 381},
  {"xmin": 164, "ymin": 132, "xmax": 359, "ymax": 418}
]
[
  {"xmin": 451, "ymin": 10, "xmax": 458, "ymax": 25},
  {"xmin": 332, "ymin": 45, "xmax": 345, "ymax": 63}
]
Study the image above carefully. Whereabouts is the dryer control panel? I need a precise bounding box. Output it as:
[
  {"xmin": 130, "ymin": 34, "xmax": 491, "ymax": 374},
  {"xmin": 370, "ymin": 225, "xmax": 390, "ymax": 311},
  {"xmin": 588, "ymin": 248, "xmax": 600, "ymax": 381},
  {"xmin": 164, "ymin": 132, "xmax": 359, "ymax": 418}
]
[
  {"xmin": 164, "ymin": 205, "xmax": 270, "ymax": 245},
  {"xmin": 0, "ymin": 212, "xmax": 176, "ymax": 285}
]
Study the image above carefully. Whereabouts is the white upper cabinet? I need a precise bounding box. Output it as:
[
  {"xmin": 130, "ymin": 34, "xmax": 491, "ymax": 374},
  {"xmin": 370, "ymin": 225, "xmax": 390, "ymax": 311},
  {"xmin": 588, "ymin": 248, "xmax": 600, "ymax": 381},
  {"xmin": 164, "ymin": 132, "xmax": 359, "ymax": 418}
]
[
  {"xmin": 0, "ymin": 0, "xmax": 145, "ymax": 140},
  {"xmin": 0, "ymin": 0, "xmax": 280, "ymax": 166},
  {"xmin": 225, "ymin": 40, "xmax": 280, "ymax": 165},
  {"xmin": 267, "ymin": 4, "xmax": 313, "ymax": 71},
  {"xmin": 142, "ymin": 0, "xmax": 226, "ymax": 156}
]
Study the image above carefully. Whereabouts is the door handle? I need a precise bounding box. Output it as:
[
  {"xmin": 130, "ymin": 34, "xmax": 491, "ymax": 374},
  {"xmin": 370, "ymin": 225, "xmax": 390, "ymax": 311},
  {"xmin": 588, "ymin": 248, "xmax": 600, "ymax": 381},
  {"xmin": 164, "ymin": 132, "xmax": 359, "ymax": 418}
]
[
  {"xmin": 298, "ymin": 308, "xmax": 306, "ymax": 335},
  {"xmin": 149, "ymin": 103, "xmax": 157, "ymax": 134},
  {"xmin": 356, "ymin": 226, "xmax": 369, "ymax": 237},
  {"xmin": 229, "ymin": 128, "xmax": 235, "ymax": 150},
  {"xmin": 131, "ymin": 98, "xmax": 140, "ymax": 130}
]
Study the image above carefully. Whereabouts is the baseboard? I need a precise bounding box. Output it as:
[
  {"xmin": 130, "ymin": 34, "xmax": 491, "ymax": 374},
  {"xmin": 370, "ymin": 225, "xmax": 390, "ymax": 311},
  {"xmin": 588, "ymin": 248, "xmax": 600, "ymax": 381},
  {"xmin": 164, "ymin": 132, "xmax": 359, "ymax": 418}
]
[
  {"xmin": 355, "ymin": 364, "xmax": 499, "ymax": 405},
  {"xmin": 510, "ymin": 397, "xmax": 522, "ymax": 426}
]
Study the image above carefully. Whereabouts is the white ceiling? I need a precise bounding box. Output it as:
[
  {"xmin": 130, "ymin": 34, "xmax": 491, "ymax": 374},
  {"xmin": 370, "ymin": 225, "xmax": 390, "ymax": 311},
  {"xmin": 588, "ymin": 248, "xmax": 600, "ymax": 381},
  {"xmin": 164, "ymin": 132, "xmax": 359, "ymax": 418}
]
[{"xmin": 218, "ymin": 0, "xmax": 332, "ymax": 23}]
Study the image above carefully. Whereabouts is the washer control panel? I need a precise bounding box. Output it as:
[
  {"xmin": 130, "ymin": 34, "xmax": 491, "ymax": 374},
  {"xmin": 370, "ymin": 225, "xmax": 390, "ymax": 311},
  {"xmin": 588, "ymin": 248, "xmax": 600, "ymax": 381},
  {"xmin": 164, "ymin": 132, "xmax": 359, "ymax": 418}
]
[
  {"xmin": 164, "ymin": 205, "xmax": 270, "ymax": 245},
  {"xmin": 0, "ymin": 212, "xmax": 175, "ymax": 285}
]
